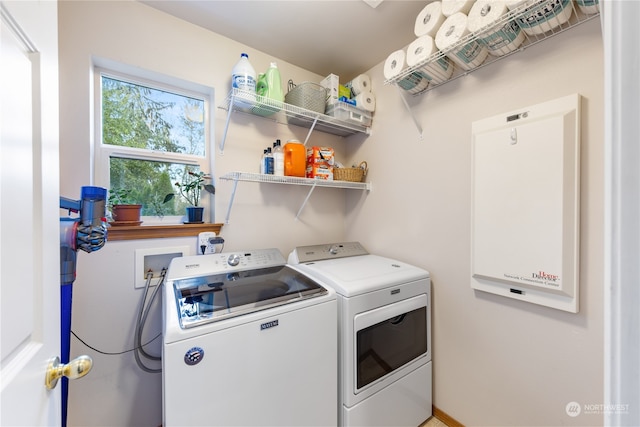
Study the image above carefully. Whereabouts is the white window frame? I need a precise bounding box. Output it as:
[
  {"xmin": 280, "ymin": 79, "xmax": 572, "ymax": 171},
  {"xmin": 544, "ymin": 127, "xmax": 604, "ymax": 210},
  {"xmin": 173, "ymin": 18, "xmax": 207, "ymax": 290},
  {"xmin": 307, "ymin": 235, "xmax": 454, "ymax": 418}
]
[{"xmin": 93, "ymin": 58, "xmax": 215, "ymax": 225}]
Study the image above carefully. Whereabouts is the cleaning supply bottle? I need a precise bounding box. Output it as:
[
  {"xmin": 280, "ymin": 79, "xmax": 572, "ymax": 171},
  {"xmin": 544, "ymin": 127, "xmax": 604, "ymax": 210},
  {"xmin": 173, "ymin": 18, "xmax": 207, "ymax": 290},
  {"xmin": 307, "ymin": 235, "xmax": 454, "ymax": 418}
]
[
  {"xmin": 284, "ymin": 139, "xmax": 306, "ymax": 177},
  {"xmin": 256, "ymin": 73, "xmax": 267, "ymax": 97},
  {"xmin": 265, "ymin": 147, "xmax": 274, "ymax": 175},
  {"xmin": 264, "ymin": 62, "xmax": 284, "ymax": 103},
  {"xmin": 232, "ymin": 53, "xmax": 256, "ymax": 108},
  {"xmin": 273, "ymin": 139, "xmax": 284, "ymax": 176},
  {"xmin": 260, "ymin": 148, "xmax": 267, "ymax": 174}
]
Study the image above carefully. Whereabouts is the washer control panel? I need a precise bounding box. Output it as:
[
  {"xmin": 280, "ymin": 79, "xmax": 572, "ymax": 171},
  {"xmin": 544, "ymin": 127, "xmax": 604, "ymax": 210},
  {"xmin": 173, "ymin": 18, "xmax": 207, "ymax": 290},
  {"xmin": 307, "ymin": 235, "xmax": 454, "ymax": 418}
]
[
  {"xmin": 288, "ymin": 242, "xmax": 368, "ymax": 264},
  {"xmin": 166, "ymin": 248, "xmax": 286, "ymax": 280}
]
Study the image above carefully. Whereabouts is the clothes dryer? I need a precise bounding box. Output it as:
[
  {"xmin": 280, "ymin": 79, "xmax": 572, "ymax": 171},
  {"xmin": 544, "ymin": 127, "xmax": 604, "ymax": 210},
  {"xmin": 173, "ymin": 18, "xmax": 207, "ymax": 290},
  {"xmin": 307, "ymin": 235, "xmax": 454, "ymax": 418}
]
[{"xmin": 289, "ymin": 242, "xmax": 432, "ymax": 427}]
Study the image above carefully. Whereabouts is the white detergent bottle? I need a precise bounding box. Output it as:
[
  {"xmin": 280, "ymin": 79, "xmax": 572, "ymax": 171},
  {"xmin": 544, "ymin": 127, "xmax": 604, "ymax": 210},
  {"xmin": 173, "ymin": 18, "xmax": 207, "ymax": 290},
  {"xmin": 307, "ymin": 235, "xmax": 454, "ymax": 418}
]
[
  {"xmin": 273, "ymin": 139, "xmax": 284, "ymax": 176},
  {"xmin": 232, "ymin": 53, "xmax": 257, "ymax": 108}
]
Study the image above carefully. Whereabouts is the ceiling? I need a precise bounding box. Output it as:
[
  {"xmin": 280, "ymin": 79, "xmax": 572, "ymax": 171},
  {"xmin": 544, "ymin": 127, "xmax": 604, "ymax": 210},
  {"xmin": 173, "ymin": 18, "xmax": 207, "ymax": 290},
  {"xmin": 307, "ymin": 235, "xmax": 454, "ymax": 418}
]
[{"xmin": 140, "ymin": 0, "xmax": 427, "ymax": 81}]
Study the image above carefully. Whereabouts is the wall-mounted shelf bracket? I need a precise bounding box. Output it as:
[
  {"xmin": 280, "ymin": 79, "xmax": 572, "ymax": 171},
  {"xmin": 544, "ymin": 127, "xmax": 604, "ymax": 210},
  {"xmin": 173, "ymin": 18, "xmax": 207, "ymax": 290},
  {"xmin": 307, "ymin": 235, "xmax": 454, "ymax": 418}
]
[
  {"xmin": 395, "ymin": 85, "xmax": 423, "ymax": 139},
  {"xmin": 219, "ymin": 91, "xmax": 236, "ymax": 154},
  {"xmin": 295, "ymin": 180, "xmax": 318, "ymax": 220},
  {"xmin": 223, "ymin": 174, "xmax": 241, "ymax": 224},
  {"xmin": 304, "ymin": 116, "xmax": 320, "ymax": 146}
]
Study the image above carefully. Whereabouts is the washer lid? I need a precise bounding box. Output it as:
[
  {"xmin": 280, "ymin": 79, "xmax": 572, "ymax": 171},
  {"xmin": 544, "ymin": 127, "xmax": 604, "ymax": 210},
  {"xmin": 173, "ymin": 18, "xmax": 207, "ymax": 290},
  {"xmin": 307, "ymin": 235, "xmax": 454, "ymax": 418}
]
[
  {"xmin": 293, "ymin": 255, "xmax": 429, "ymax": 297},
  {"xmin": 172, "ymin": 265, "xmax": 327, "ymax": 328}
]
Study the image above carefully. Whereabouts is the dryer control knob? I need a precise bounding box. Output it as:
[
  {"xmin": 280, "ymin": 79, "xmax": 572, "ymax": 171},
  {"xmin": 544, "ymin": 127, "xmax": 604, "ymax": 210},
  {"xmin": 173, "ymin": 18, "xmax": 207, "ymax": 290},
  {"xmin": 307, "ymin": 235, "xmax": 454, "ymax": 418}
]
[{"xmin": 227, "ymin": 253, "xmax": 240, "ymax": 266}]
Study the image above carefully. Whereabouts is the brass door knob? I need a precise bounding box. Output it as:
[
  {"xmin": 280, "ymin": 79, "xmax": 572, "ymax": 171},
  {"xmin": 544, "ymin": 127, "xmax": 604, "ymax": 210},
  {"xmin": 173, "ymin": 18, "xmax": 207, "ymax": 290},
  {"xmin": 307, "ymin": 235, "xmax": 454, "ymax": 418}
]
[{"xmin": 45, "ymin": 355, "xmax": 93, "ymax": 390}]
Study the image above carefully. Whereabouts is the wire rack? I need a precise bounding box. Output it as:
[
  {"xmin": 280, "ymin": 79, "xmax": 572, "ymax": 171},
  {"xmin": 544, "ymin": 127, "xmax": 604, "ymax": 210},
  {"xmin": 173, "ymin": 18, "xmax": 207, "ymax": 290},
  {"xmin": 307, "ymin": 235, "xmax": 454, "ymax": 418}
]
[
  {"xmin": 384, "ymin": 0, "xmax": 600, "ymax": 94},
  {"xmin": 219, "ymin": 89, "xmax": 371, "ymax": 136},
  {"xmin": 218, "ymin": 172, "xmax": 371, "ymax": 223},
  {"xmin": 220, "ymin": 172, "xmax": 371, "ymax": 190}
]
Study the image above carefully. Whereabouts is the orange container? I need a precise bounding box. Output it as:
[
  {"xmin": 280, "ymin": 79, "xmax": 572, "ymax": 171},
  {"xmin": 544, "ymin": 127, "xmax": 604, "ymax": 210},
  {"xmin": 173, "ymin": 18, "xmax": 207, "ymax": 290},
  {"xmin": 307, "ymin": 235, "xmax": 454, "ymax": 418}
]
[{"xmin": 284, "ymin": 140, "xmax": 306, "ymax": 177}]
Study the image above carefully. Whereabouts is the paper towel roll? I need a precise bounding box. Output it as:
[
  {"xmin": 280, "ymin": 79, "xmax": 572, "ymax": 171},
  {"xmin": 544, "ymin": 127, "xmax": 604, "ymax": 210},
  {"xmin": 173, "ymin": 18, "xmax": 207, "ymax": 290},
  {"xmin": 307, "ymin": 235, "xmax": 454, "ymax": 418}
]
[
  {"xmin": 468, "ymin": 0, "xmax": 525, "ymax": 57},
  {"xmin": 441, "ymin": 0, "xmax": 475, "ymax": 17},
  {"xmin": 355, "ymin": 92, "xmax": 376, "ymax": 113},
  {"xmin": 506, "ymin": 0, "xmax": 573, "ymax": 36},
  {"xmin": 384, "ymin": 49, "xmax": 429, "ymax": 94},
  {"xmin": 414, "ymin": 1, "xmax": 447, "ymax": 38},
  {"xmin": 435, "ymin": 12, "xmax": 489, "ymax": 71},
  {"xmin": 403, "ymin": 73, "xmax": 430, "ymax": 94},
  {"xmin": 576, "ymin": 0, "xmax": 599, "ymax": 15},
  {"xmin": 406, "ymin": 35, "xmax": 454, "ymax": 85},
  {"xmin": 346, "ymin": 74, "xmax": 371, "ymax": 95}
]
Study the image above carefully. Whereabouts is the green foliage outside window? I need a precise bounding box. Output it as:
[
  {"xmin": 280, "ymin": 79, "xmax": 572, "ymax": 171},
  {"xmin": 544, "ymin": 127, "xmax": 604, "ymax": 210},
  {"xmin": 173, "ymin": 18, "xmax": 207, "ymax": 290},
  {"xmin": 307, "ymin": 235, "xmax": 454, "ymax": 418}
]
[{"xmin": 102, "ymin": 76, "xmax": 207, "ymax": 217}]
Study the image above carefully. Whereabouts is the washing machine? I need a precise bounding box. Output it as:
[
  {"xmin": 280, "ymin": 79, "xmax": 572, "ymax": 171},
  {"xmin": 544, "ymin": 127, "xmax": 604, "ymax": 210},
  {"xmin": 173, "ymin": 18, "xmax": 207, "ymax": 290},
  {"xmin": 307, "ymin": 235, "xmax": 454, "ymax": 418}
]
[
  {"xmin": 289, "ymin": 242, "xmax": 432, "ymax": 427},
  {"xmin": 162, "ymin": 248, "xmax": 337, "ymax": 427}
]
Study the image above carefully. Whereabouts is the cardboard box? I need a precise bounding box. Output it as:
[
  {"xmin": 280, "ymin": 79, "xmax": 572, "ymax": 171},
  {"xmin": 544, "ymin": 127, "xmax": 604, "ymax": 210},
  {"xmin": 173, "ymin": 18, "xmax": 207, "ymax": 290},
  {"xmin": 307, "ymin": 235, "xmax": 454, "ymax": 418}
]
[
  {"xmin": 306, "ymin": 146, "xmax": 334, "ymax": 179},
  {"xmin": 307, "ymin": 146, "xmax": 334, "ymax": 165},
  {"xmin": 320, "ymin": 73, "xmax": 340, "ymax": 109},
  {"xmin": 306, "ymin": 164, "xmax": 334, "ymax": 180}
]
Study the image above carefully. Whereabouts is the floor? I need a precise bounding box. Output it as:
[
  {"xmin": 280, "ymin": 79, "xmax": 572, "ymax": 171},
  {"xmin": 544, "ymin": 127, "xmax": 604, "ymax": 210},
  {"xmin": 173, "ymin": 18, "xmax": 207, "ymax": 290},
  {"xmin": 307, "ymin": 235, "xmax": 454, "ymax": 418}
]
[{"xmin": 421, "ymin": 416, "xmax": 450, "ymax": 427}]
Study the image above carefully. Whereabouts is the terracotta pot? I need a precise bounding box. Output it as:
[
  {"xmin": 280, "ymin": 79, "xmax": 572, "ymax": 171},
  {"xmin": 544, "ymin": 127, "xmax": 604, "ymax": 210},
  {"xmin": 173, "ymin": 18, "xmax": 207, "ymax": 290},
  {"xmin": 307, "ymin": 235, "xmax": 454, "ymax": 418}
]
[{"xmin": 111, "ymin": 204, "xmax": 142, "ymax": 222}]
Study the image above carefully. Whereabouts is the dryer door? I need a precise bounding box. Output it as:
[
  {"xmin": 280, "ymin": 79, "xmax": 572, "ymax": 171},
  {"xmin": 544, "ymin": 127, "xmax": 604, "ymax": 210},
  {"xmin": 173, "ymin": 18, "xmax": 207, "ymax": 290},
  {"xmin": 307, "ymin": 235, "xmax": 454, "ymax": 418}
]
[{"xmin": 354, "ymin": 294, "xmax": 428, "ymax": 391}]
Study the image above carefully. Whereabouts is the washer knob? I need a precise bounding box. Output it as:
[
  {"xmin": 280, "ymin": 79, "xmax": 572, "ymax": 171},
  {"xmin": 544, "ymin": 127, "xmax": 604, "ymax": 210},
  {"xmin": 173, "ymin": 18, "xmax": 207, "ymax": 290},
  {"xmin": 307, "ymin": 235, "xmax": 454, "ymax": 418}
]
[
  {"xmin": 329, "ymin": 245, "xmax": 339, "ymax": 255},
  {"xmin": 227, "ymin": 253, "xmax": 240, "ymax": 266}
]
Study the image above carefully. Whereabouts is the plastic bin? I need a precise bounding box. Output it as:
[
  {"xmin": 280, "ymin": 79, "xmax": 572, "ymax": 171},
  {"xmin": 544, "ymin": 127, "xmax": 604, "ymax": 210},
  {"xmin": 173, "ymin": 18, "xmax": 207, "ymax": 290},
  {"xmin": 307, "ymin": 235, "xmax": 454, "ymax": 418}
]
[{"xmin": 326, "ymin": 101, "xmax": 372, "ymax": 127}]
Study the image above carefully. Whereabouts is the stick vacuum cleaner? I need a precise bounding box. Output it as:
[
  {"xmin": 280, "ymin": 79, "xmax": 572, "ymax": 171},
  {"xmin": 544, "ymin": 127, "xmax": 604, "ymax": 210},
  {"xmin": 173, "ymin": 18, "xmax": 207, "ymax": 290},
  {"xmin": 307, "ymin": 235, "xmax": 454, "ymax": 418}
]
[{"xmin": 59, "ymin": 186, "xmax": 108, "ymax": 426}]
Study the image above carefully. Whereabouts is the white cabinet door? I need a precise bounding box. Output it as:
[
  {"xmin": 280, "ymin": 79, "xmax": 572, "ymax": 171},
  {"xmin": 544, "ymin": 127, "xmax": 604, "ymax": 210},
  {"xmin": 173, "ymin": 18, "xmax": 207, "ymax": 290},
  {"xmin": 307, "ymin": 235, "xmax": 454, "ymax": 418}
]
[{"xmin": 1, "ymin": 1, "xmax": 61, "ymax": 425}]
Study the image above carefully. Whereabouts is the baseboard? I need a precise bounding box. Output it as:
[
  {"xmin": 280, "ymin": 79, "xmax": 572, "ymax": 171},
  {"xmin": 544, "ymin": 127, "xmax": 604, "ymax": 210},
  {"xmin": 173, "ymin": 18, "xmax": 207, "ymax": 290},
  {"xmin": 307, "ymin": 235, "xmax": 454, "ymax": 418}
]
[{"xmin": 433, "ymin": 405, "xmax": 464, "ymax": 427}]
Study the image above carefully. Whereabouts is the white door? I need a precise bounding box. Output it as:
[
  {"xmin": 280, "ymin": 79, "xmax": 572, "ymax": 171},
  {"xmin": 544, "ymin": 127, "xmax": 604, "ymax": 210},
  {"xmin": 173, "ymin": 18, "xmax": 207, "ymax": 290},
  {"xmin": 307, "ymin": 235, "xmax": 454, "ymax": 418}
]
[{"xmin": 1, "ymin": 1, "xmax": 61, "ymax": 425}]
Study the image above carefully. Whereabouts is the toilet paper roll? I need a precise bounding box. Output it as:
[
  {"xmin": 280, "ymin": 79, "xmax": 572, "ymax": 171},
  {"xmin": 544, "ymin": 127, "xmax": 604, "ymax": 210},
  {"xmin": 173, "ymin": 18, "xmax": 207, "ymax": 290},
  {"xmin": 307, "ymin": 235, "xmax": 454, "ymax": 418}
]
[
  {"xmin": 414, "ymin": 1, "xmax": 447, "ymax": 38},
  {"xmin": 355, "ymin": 92, "xmax": 376, "ymax": 113},
  {"xmin": 406, "ymin": 35, "xmax": 454, "ymax": 85},
  {"xmin": 435, "ymin": 12, "xmax": 489, "ymax": 71},
  {"xmin": 346, "ymin": 74, "xmax": 371, "ymax": 95},
  {"xmin": 383, "ymin": 49, "xmax": 429, "ymax": 94},
  {"xmin": 441, "ymin": 0, "xmax": 475, "ymax": 17},
  {"xmin": 506, "ymin": 0, "xmax": 573, "ymax": 36},
  {"xmin": 468, "ymin": 0, "xmax": 525, "ymax": 57}
]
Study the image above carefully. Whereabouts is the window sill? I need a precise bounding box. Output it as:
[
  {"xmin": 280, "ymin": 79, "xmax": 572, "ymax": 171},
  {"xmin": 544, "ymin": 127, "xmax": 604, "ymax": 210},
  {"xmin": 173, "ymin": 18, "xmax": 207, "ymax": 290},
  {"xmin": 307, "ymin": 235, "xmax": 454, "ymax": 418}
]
[{"xmin": 107, "ymin": 223, "xmax": 223, "ymax": 241}]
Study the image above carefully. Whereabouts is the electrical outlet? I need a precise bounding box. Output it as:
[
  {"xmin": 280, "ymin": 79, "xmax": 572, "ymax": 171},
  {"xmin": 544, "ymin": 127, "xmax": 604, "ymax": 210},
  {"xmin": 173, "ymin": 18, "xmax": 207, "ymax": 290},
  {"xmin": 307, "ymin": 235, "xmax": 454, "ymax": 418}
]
[{"xmin": 198, "ymin": 232, "xmax": 217, "ymax": 255}]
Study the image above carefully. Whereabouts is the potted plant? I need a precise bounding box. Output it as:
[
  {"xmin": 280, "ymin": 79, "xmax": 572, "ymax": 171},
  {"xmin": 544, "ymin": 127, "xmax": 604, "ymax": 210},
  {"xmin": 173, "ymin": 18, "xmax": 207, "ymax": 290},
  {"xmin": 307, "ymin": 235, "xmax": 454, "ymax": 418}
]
[
  {"xmin": 108, "ymin": 187, "xmax": 142, "ymax": 224},
  {"xmin": 164, "ymin": 171, "xmax": 215, "ymax": 223}
]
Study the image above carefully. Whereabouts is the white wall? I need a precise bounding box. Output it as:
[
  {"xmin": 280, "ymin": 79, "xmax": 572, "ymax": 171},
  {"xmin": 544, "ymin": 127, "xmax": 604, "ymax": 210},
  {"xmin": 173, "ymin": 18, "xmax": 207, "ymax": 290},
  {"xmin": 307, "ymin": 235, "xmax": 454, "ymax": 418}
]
[
  {"xmin": 59, "ymin": 1, "xmax": 350, "ymax": 426},
  {"xmin": 346, "ymin": 19, "xmax": 604, "ymax": 427},
  {"xmin": 60, "ymin": 1, "xmax": 604, "ymax": 426}
]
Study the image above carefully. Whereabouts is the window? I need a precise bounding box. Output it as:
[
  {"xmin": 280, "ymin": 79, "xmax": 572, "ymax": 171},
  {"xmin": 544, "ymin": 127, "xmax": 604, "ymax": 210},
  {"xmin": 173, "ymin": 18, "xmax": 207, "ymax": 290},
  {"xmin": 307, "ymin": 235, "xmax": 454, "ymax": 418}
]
[{"xmin": 94, "ymin": 65, "xmax": 213, "ymax": 224}]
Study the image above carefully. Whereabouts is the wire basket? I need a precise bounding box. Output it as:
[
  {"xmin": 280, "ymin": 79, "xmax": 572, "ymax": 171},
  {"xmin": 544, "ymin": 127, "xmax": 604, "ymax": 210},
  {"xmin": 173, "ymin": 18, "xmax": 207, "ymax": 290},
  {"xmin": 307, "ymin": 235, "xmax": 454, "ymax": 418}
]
[
  {"xmin": 284, "ymin": 80, "xmax": 327, "ymax": 114},
  {"xmin": 334, "ymin": 161, "xmax": 368, "ymax": 182}
]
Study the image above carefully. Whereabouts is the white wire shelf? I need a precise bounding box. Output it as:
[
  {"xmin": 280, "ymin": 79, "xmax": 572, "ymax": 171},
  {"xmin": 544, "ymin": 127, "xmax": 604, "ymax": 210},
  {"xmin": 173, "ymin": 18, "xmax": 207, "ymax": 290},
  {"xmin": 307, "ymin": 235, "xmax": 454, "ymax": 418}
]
[
  {"xmin": 384, "ymin": 0, "xmax": 600, "ymax": 94},
  {"xmin": 217, "ymin": 89, "xmax": 371, "ymax": 153},
  {"xmin": 220, "ymin": 172, "xmax": 371, "ymax": 190},
  {"xmin": 219, "ymin": 172, "xmax": 371, "ymax": 223}
]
